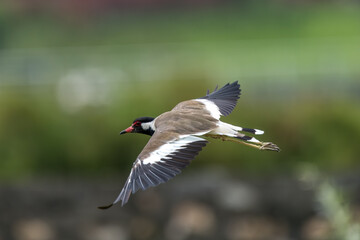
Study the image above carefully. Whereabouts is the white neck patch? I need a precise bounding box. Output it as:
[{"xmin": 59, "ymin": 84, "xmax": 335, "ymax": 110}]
[{"xmin": 141, "ymin": 120, "xmax": 156, "ymax": 131}]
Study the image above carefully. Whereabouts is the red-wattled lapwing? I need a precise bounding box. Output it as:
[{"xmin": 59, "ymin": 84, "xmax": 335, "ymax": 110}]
[{"xmin": 99, "ymin": 81, "xmax": 280, "ymax": 209}]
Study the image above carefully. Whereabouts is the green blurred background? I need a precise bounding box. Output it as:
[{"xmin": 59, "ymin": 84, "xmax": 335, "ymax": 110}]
[{"xmin": 0, "ymin": 0, "xmax": 360, "ymax": 240}]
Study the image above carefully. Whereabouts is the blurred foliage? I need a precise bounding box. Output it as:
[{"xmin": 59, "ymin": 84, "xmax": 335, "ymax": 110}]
[
  {"xmin": 0, "ymin": 80, "xmax": 359, "ymax": 179},
  {"xmin": 317, "ymin": 182, "xmax": 360, "ymax": 239},
  {"xmin": 299, "ymin": 165, "xmax": 360, "ymax": 239}
]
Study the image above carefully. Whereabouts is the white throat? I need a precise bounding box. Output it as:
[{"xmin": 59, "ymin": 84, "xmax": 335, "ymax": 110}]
[{"xmin": 141, "ymin": 120, "xmax": 156, "ymax": 131}]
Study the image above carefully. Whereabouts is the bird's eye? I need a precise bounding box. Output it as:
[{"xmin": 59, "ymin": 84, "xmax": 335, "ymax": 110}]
[{"xmin": 133, "ymin": 121, "xmax": 141, "ymax": 127}]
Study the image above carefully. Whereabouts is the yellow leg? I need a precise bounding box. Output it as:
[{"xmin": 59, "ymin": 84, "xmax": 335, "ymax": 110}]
[{"xmin": 204, "ymin": 134, "xmax": 280, "ymax": 152}]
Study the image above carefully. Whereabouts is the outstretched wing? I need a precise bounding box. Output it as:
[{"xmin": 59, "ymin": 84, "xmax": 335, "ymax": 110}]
[
  {"xmin": 199, "ymin": 81, "xmax": 241, "ymax": 116},
  {"xmin": 99, "ymin": 133, "xmax": 207, "ymax": 208}
]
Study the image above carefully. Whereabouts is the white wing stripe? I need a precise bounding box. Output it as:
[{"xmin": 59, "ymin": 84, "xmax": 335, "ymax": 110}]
[
  {"xmin": 196, "ymin": 99, "xmax": 221, "ymax": 119},
  {"xmin": 111, "ymin": 135, "xmax": 207, "ymax": 207},
  {"xmin": 142, "ymin": 136, "xmax": 204, "ymax": 165}
]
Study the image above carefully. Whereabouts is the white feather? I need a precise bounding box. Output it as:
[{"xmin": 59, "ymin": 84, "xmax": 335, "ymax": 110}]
[
  {"xmin": 142, "ymin": 136, "xmax": 204, "ymax": 165},
  {"xmin": 196, "ymin": 99, "xmax": 221, "ymax": 119},
  {"xmin": 141, "ymin": 121, "xmax": 156, "ymax": 131},
  {"xmin": 210, "ymin": 121, "xmax": 239, "ymax": 137},
  {"xmin": 254, "ymin": 129, "xmax": 264, "ymax": 135},
  {"xmin": 209, "ymin": 122, "xmax": 263, "ymax": 144},
  {"xmin": 248, "ymin": 137, "xmax": 260, "ymax": 143}
]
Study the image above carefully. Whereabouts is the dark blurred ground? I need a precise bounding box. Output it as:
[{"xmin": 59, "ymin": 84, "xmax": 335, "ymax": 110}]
[
  {"xmin": 1, "ymin": 170, "xmax": 359, "ymax": 240},
  {"xmin": 1, "ymin": 0, "xmax": 360, "ymax": 239}
]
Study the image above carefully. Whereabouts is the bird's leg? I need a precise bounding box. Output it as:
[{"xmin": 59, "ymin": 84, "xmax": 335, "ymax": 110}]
[
  {"xmin": 205, "ymin": 134, "xmax": 260, "ymax": 149},
  {"xmin": 257, "ymin": 142, "xmax": 281, "ymax": 152},
  {"xmin": 205, "ymin": 134, "xmax": 280, "ymax": 152}
]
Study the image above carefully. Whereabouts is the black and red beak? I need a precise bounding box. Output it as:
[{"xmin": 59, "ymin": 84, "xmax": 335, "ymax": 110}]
[{"xmin": 120, "ymin": 126, "xmax": 134, "ymax": 135}]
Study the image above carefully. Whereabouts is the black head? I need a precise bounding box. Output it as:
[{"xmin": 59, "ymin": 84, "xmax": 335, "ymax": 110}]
[{"xmin": 120, "ymin": 117, "xmax": 155, "ymax": 136}]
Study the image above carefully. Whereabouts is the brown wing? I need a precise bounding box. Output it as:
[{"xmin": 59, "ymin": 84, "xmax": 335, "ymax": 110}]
[
  {"xmin": 104, "ymin": 132, "xmax": 207, "ymax": 207},
  {"xmin": 172, "ymin": 81, "xmax": 241, "ymax": 117},
  {"xmin": 171, "ymin": 99, "xmax": 207, "ymax": 112},
  {"xmin": 154, "ymin": 100, "xmax": 218, "ymax": 135}
]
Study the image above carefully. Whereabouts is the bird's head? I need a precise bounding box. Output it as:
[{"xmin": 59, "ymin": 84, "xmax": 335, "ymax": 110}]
[{"xmin": 120, "ymin": 117, "xmax": 155, "ymax": 136}]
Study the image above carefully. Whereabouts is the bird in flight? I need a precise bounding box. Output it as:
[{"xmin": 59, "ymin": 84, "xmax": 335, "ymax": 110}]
[{"xmin": 99, "ymin": 81, "xmax": 280, "ymax": 209}]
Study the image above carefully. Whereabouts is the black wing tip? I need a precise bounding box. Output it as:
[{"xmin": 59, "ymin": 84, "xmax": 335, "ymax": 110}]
[
  {"xmin": 203, "ymin": 81, "xmax": 241, "ymax": 98},
  {"xmin": 97, "ymin": 198, "xmax": 128, "ymax": 209},
  {"xmin": 227, "ymin": 80, "xmax": 239, "ymax": 88},
  {"xmin": 97, "ymin": 203, "xmax": 114, "ymax": 210},
  {"xmin": 98, "ymin": 193, "xmax": 130, "ymax": 210},
  {"xmin": 200, "ymin": 81, "xmax": 241, "ymax": 116},
  {"xmin": 204, "ymin": 81, "xmax": 240, "ymax": 97},
  {"xmin": 223, "ymin": 80, "xmax": 241, "ymax": 94}
]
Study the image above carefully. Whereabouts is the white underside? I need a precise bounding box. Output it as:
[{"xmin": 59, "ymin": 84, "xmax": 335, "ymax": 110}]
[
  {"xmin": 209, "ymin": 121, "xmax": 240, "ymax": 137},
  {"xmin": 209, "ymin": 121, "xmax": 261, "ymax": 143}
]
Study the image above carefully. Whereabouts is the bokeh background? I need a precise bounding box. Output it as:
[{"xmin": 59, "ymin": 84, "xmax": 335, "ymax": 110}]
[{"xmin": 1, "ymin": 0, "xmax": 360, "ymax": 239}]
